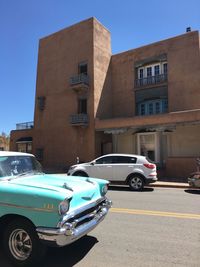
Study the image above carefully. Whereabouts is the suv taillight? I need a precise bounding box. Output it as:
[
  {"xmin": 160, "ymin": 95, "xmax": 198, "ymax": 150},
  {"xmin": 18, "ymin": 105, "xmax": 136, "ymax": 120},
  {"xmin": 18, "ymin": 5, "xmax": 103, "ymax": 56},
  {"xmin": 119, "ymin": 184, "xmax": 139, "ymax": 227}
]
[{"xmin": 143, "ymin": 163, "xmax": 155, "ymax": 169}]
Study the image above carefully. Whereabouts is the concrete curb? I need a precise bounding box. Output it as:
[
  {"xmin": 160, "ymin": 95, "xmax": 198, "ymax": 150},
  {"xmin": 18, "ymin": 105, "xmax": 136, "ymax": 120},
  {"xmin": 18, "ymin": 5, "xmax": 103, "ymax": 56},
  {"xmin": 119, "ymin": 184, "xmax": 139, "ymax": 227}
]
[{"xmin": 149, "ymin": 182, "xmax": 189, "ymax": 189}]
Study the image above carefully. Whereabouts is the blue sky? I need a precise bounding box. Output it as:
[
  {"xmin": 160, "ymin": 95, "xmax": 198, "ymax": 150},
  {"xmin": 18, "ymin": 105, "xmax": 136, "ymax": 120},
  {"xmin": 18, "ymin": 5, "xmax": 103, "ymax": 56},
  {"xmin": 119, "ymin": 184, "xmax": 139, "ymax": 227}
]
[{"xmin": 0, "ymin": 0, "xmax": 200, "ymax": 135}]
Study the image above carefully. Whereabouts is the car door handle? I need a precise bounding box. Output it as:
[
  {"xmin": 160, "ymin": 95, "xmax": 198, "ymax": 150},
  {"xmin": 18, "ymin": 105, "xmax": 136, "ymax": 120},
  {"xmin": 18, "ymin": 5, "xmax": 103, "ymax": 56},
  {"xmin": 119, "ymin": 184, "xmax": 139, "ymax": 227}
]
[{"xmin": 106, "ymin": 166, "xmax": 112, "ymax": 168}]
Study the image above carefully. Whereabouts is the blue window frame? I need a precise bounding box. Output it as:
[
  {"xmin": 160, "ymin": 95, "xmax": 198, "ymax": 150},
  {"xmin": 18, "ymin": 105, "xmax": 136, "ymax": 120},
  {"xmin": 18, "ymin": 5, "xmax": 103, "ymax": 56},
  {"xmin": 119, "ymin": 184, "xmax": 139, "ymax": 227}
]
[
  {"xmin": 147, "ymin": 67, "xmax": 152, "ymax": 77},
  {"xmin": 154, "ymin": 65, "xmax": 160, "ymax": 76},
  {"xmin": 138, "ymin": 99, "xmax": 168, "ymax": 116},
  {"xmin": 139, "ymin": 68, "xmax": 144, "ymax": 79}
]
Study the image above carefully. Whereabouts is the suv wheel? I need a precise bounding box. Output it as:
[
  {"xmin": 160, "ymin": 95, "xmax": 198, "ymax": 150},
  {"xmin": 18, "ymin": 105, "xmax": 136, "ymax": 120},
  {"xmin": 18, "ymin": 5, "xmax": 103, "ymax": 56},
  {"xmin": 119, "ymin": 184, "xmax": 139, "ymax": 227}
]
[{"xmin": 128, "ymin": 175, "xmax": 144, "ymax": 191}]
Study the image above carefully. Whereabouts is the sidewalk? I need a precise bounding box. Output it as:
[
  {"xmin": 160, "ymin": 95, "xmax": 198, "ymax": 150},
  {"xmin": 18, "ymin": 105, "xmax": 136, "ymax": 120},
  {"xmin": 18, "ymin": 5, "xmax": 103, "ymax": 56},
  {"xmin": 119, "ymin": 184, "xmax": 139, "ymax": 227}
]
[{"xmin": 150, "ymin": 181, "xmax": 189, "ymax": 189}]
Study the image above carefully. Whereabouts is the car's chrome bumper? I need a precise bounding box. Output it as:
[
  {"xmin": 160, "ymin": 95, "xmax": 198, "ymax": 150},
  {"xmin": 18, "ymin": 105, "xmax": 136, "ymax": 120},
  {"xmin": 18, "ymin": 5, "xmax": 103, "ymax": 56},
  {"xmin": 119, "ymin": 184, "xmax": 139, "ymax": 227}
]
[{"xmin": 36, "ymin": 198, "xmax": 112, "ymax": 247}]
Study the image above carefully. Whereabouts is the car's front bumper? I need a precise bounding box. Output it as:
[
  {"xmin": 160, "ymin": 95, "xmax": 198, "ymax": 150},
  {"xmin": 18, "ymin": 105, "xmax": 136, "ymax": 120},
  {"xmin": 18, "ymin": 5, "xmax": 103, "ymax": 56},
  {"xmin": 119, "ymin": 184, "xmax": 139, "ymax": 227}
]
[{"xmin": 36, "ymin": 197, "xmax": 112, "ymax": 247}]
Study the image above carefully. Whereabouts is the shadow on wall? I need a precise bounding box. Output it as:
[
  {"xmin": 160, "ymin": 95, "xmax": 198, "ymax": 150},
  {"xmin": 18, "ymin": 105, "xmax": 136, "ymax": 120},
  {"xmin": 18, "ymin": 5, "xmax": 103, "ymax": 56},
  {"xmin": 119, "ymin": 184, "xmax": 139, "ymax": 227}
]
[{"xmin": 96, "ymin": 62, "xmax": 112, "ymax": 119}]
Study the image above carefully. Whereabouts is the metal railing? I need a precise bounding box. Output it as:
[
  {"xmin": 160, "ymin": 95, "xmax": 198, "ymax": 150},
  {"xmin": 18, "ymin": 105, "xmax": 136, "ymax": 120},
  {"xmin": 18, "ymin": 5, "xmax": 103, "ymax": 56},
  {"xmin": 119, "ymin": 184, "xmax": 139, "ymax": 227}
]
[
  {"xmin": 135, "ymin": 73, "xmax": 167, "ymax": 88},
  {"xmin": 70, "ymin": 73, "xmax": 89, "ymax": 86},
  {"xmin": 16, "ymin": 122, "xmax": 34, "ymax": 130},
  {"xmin": 70, "ymin": 114, "xmax": 89, "ymax": 125}
]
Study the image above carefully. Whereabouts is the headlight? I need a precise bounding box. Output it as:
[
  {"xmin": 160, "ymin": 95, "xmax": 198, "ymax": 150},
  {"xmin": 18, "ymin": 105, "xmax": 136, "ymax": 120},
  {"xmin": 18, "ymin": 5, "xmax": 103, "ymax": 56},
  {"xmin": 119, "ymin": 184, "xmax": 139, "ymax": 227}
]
[
  {"xmin": 101, "ymin": 184, "xmax": 108, "ymax": 196},
  {"xmin": 58, "ymin": 199, "xmax": 70, "ymax": 215}
]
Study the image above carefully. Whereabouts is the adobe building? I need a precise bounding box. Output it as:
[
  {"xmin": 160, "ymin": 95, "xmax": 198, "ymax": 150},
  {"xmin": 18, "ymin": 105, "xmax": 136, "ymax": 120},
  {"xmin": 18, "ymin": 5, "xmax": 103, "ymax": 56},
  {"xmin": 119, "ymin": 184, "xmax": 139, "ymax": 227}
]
[{"xmin": 10, "ymin": 18, "xmax": 200, "ymax": 180}]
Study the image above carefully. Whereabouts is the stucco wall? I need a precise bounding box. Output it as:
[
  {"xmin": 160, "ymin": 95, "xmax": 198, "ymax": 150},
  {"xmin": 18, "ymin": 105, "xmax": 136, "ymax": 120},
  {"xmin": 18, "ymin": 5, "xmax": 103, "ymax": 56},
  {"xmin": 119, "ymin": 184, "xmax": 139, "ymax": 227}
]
[
  {"xmin": 110, "ymin": 31, "xmax": 200, "ymax": 118},
  {"xmin": 33, "ymin": 18, "xmax": 98, "ymax": 169},
  {"xmin": 93, "ymin": 20, "xmax": 112, "ymax": 119},
  {"xmin": 167, "ymin": 125, "xmax": 200, "ymax": 157}
]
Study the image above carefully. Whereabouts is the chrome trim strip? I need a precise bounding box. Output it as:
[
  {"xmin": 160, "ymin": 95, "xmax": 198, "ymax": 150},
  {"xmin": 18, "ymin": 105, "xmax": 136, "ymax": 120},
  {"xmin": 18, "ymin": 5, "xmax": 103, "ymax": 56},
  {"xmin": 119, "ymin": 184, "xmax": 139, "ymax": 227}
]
[{"xmin": 0, "ymin": 202, "xmax": 57, "ymax": 213}]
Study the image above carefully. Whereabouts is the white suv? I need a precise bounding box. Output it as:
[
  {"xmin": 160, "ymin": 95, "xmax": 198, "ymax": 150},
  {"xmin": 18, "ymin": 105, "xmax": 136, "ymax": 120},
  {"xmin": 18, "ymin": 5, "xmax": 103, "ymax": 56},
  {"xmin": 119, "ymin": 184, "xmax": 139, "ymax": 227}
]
[{"xmin": 68, "ymin": 154, "xmax": 157, "ymax": 191}]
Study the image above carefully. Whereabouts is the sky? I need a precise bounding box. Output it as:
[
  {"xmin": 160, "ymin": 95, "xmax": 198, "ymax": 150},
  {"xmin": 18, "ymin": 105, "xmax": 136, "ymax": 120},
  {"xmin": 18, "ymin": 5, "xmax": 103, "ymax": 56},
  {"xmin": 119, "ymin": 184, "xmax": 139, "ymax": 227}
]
[{"xmin": 0, "ymin": 0, "xmax": 200, "ymax": 135}]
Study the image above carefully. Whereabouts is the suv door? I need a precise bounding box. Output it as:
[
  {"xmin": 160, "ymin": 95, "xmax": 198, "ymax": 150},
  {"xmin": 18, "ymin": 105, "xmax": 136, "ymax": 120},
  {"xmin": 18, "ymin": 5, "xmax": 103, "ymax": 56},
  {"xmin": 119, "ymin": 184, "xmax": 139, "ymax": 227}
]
[
  {"xmin": 112, "ymin": 156, "xmax": 137, "ymax": 181},
  {"xmin": 88, "ymin": 155, "xmax": 116, "ymax": 180}
]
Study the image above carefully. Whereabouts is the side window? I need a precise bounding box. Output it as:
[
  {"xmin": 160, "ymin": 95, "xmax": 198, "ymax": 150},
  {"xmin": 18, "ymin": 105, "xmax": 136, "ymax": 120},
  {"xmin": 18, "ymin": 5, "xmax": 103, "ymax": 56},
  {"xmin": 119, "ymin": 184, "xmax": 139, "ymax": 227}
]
[
  {"xmin": 96, "ymin": 156, "xmax": 116, "ymax": 164},
  {"xmin": 116, "ymin": 156, "xmax": 137, "ymax": 164}
]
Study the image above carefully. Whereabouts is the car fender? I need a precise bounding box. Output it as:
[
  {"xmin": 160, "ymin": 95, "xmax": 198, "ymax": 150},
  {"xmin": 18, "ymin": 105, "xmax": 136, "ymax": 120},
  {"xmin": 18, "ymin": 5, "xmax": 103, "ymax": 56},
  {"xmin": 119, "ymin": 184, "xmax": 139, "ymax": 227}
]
[
  {"xmin": 71, "ymin": 166, "xmax": 89, "ymax": 176},
  {"xmin": 126, "ymin": 169, "xmax": 146, "ymax": 183}
]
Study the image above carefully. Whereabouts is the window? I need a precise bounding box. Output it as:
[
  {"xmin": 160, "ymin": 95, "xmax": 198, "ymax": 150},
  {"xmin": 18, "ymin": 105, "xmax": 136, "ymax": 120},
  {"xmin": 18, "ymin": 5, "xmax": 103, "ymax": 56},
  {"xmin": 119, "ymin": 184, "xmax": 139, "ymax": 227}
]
[
  {"xmin": 139, "ymin": 68, "xmax": 144, "ymax": 79},
  {"xmin": 137, "ymin": 62, "xmax": 167, "ymax": 79},
  {"xmin": 78, "ymin": 62, "xmax": 88, "ymax": 75},
  {"xmin": 154, "ymin": 65, "xmax": 160, "ymax": 76},
  {"xmin": 163, "ymin": 63, "xmax": 168, "ymax": 74},
  {"xmin": 155, "ymin": 102, "xmax": 160, "ymax": 113},
  {"xmin": 140, "ymin": 103, "xmax": 145, "ymax": 115},
  {"xmin": 146, "ymin": 67, "xmax": 152, "ymax": 77},
  {"xmin": 137, "ymin": 99, "xmax": 168, "ymax": 116},
  {"xmin": 17, "ymin": 143, "xmax": 32, "ymax": 153},
  {"xmin": 37, "ymin": 96, "xmax": 46, "ymax": 111},
  {"xmin": 162, "ymin": 99, "xmax": 168, "ymax": 112},
  {"xmin": 78, "ymin": 98, "xmax": 87, "ymax": 114},
  {"xmin": 116, "ymin": 156, "xmax": 137, "ymax": 164},
  {"xmin": 148, "ymin": 103, "xmax": 153, "ymax": 115},
  {"xmin": 16, "ymin": 137, "xmax": 32, "ymax": 153},
  {"xmin": 96, "ymin": 156, "xmax": 116, "ymax": 164}
]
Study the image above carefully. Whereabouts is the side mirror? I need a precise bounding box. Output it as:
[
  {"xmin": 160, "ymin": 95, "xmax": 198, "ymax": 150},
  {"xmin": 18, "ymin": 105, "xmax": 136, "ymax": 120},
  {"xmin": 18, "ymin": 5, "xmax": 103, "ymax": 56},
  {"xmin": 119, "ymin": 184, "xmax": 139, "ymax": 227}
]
[{"xmin": 91, "ymin": 161, "xmax": 95, "ymax": 165}]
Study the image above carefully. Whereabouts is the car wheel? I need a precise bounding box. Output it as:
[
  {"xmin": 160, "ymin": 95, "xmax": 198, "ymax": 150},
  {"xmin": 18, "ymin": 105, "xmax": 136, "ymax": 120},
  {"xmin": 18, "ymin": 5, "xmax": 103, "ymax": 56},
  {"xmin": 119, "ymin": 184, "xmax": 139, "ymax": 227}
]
[
  {"xmin": 3, "ymin": 218, "xmax": 46, "ymax": 267},
  {"xmin": 128, "ymin": 175, "xmax": 144, "ymax": 191},
  {"xmin": 73, "ymin": 171, "xmax": 88, "ymax": 177}
]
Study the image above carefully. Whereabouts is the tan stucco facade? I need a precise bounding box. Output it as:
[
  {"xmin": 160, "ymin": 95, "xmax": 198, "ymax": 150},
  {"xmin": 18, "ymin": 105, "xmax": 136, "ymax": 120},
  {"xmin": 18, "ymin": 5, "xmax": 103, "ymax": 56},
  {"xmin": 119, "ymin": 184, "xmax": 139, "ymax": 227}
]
[{"xmin": 10, "ymin": 18, "xmax": 200, "ymax": 179}]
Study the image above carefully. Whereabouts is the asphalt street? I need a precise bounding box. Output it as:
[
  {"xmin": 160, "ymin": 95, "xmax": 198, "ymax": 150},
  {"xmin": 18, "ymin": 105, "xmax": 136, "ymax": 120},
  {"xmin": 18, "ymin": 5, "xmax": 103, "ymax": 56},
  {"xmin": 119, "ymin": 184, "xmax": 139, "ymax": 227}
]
[{"xmin": 0, "ymin": 186, "xmax": 200, "ymax": 267}]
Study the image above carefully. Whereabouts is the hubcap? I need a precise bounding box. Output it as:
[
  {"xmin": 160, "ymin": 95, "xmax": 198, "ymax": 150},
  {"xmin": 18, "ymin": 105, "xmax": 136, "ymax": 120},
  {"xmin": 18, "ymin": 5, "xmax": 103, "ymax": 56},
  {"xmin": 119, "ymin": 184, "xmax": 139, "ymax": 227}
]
[
  {"xmin": 131, "ymin": 177, "xmax": 142, "ymax": 189},
  {"xmin": 9, "ymin": 229, "xmax": 32, "ymax": 261}
]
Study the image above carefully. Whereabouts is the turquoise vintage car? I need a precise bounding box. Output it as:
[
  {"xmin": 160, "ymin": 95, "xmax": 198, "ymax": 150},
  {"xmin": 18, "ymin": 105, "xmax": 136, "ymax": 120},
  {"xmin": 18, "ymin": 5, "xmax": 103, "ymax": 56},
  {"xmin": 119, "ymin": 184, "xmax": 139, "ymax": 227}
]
[{"xmin": 0, "ymin": 151, "xmax": 112, "ymax": 266}]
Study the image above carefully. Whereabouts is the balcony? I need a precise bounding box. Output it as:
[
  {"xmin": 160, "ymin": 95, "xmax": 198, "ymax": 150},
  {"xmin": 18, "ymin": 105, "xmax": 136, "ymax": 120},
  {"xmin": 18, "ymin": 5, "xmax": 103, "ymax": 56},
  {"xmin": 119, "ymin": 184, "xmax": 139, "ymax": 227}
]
[
  {"xmin": 70, "ymin": 114, "xmax": 89, "ymax": 126},
  {"xmin": 70, "ymin": 74, "xmax": 89, "ymax": 93},
  {"xmin": 135, "ymin": 74, "xmax": 167, "ymax": 88},
  {"xmin": 16, "ymin": 122, "xmax": 34, "ymax": 130}
]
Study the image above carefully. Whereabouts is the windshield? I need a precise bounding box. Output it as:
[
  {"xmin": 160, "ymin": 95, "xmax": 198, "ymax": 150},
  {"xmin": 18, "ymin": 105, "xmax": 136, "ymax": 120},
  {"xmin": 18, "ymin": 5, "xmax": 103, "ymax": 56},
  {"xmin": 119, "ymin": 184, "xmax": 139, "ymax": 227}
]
[{"xmin": 0, "ymin": 155, "xmax": 42, "ymax": 178}]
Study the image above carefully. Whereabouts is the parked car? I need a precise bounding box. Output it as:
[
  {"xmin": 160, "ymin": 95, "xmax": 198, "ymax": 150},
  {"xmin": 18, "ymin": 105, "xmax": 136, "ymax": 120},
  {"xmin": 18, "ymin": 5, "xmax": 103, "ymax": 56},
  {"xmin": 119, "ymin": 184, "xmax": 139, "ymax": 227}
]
[
  {"xmin": 188, "ymin": 157, "xmax": 200, "ymax": 188},
  {"xmin": 0, "ymin": 151, "xmax": 111, "ymax": 267},
  {"xmin": 68, "ymin": 153, "xmax": 157, "ymax": 191},
  {"xmin": 188, "ymin": 172, "xmax": 200, "ymax": 188}
]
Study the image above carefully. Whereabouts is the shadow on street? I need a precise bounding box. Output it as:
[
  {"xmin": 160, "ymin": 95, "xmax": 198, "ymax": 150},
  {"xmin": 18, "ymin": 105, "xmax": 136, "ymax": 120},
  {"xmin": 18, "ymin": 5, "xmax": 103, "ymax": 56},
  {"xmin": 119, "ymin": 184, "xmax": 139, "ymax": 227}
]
[
  {"xmin": 184, "ymin": 189, "xmax": 200, "ymax": 195},
  {"xmin": 0, "ymin": 235, "xmax": 98, "ymax": 267},
  {"xmin": 108, "ymin": 185, "xmax": 154, "ymax": 192}
]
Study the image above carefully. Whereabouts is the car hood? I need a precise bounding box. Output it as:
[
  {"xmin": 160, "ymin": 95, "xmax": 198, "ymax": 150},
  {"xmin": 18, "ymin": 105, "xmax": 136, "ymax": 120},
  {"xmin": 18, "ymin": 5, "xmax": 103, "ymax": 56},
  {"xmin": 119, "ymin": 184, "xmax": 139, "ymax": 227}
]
[{"xmin": 7, "ymin": 173, "xmax": 98, "ymax": 197}]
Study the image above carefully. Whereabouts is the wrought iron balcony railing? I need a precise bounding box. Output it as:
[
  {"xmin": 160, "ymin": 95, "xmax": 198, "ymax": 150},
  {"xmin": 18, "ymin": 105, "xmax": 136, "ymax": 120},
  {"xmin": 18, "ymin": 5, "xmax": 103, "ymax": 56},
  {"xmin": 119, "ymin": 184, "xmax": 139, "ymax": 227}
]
[
  {"xmin": 16, "ymin": 122, "xmax": 34, "ymax": 130},
  {"xmin": 70, "ymin": 114, "xmax": 89, "ymax": 126},
  {"xmin": 135, "ymin": 73, "xmax": 167, "ymax": 88},
  {"xmin": 70, "ymin": 73, "xmax": 89, "ymax": 86}
]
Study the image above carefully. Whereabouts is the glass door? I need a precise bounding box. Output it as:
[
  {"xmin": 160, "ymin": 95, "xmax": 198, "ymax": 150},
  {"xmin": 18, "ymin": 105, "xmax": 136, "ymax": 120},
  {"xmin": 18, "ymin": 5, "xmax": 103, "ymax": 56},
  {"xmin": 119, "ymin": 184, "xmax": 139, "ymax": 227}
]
[{"xmin": 137, "ymin": 133, "xmax": 159, "ymax": 163}]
